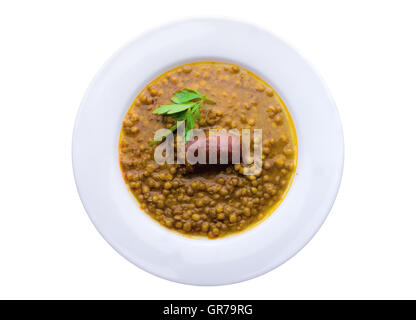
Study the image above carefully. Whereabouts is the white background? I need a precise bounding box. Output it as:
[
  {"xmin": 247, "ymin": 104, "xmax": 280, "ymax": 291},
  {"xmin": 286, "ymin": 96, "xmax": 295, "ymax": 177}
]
[{"xmin": 0, "ymin": 0, "xmax": 415, "ymax": 300}]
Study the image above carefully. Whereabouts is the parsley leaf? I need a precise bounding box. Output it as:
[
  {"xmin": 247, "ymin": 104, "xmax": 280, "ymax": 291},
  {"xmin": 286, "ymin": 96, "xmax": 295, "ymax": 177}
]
[
  {"xmin": 171, "ymin": 89, "xmax": 202, "ymax": 103},
  {"xmin": 150, "ymin": 89, "xmax": 215, "ymax": 145}
]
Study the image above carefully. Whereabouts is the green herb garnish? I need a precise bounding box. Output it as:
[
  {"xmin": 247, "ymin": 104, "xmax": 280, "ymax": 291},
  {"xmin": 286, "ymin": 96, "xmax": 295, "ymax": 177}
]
[{"xmin": 149, "ymin": 89, "xmax": 215, "ymax": 145}]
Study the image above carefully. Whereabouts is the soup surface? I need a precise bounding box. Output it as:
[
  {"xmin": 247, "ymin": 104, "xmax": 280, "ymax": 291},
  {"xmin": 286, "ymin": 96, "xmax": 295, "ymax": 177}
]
[{"xmin": 119, "ymin": 62, "xmax": 297, "ymax": 238}]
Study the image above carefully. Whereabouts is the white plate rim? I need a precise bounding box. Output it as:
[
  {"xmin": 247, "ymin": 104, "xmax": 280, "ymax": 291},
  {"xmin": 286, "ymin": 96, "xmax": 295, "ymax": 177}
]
[{"xmin": 72, "ymin": 18, "xmax": 344, "ymax": 286}]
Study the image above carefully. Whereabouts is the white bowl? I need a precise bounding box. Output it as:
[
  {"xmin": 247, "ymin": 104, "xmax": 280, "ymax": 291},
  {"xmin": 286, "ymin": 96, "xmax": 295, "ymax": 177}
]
[{"xmin": 72, "ymin": 19, "xmax": 344, "ymax": 285}]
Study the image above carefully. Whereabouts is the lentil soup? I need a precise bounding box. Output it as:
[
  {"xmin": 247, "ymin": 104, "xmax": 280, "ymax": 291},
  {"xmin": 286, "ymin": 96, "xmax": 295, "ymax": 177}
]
[{"xmin": 119, "ymin": 62, "xmax": 297, "ymax": 238}]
